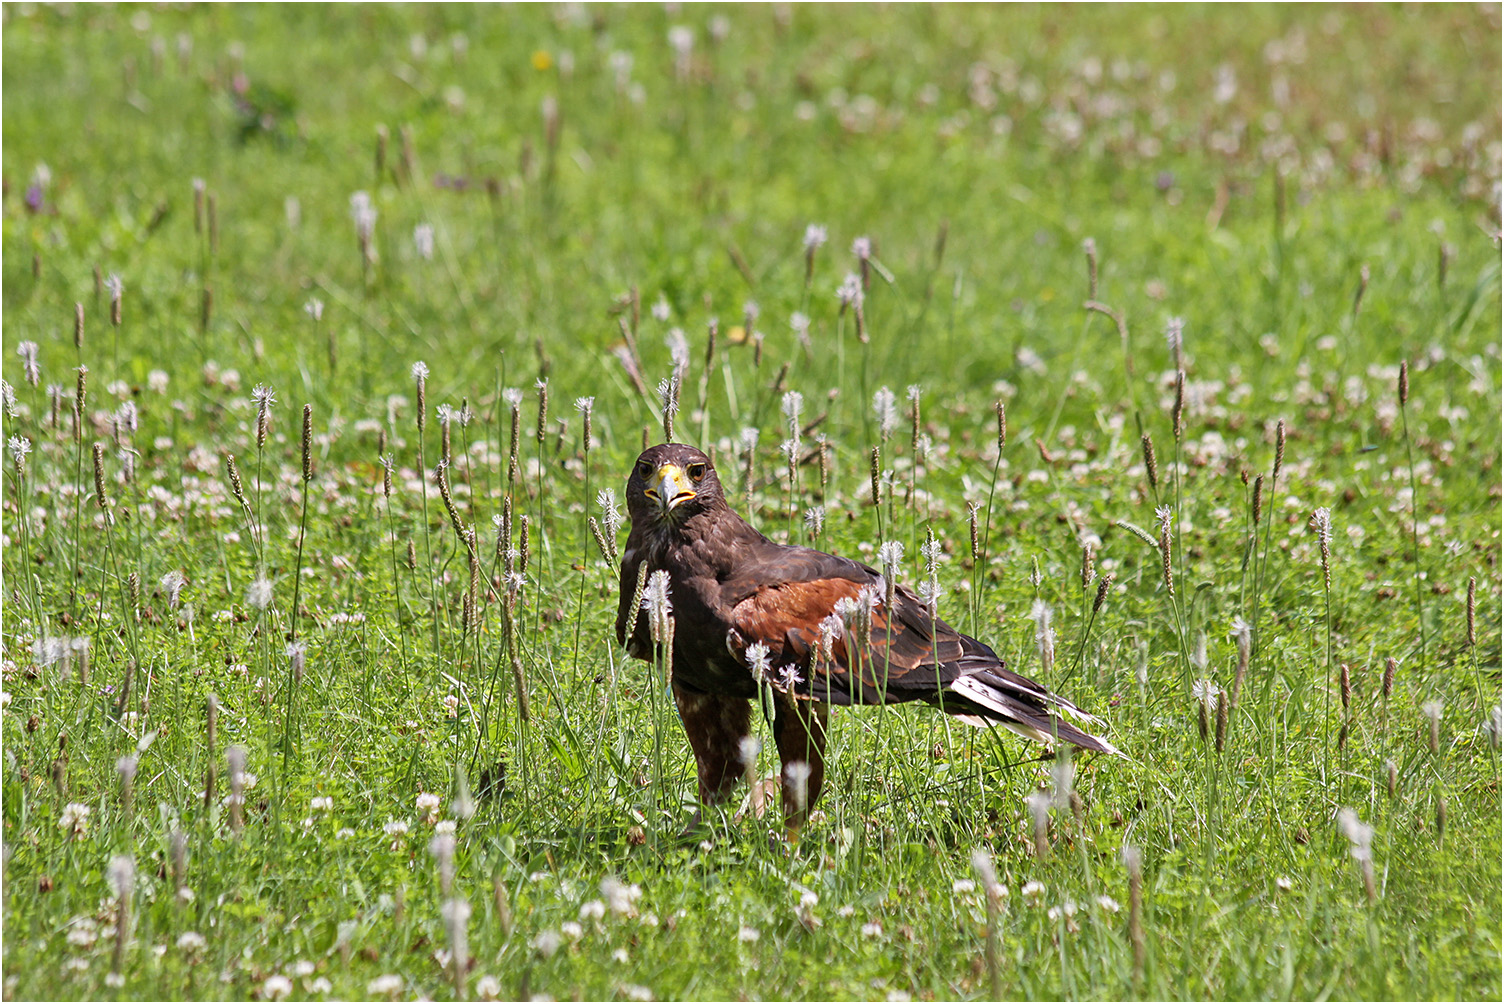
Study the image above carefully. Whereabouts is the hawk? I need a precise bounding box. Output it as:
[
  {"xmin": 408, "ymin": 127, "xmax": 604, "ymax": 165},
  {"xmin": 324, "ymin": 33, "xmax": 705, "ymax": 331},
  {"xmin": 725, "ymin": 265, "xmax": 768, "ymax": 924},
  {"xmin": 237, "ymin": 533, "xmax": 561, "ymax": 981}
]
[{"xmin": 616, "ymin": 443, "xmax": 1120, "ymax": 833}]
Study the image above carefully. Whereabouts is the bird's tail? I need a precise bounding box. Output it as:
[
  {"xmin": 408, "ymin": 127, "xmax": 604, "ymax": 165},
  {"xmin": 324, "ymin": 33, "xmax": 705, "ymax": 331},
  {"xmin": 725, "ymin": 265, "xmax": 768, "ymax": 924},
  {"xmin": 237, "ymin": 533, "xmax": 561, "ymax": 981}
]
[{"xmin": 944, "ymin": 672, "xmax": 1123, "ymax": 757}]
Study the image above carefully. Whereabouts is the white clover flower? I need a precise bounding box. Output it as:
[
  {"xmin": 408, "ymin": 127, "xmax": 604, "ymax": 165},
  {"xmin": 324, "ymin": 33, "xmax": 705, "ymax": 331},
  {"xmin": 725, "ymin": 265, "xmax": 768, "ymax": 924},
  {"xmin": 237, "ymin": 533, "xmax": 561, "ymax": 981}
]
[
  {"xmin": 531, "ymin": 929, "xmax": 562, "ymax": 958},
  {"xmin": 599, "ymin": 876, "xmax": 643, "ymax": 917},
  {"xmin": 737, "ymin": 925, "xmax": 759, "ymax": 943},
  {"xmin": 246, "ymin": 577, "xmax": 273, "ymax": 611},
  {"xmin": 262, "ymin": 975, "xmax": 293, "ymax": 1001},
  {"xmin": 580, "ymin": 899, "xmax": 606, "ymax": 921},
  {"xmin": 413, "ymin": 223, "xmax": 435, "ymax": 260},
  {"xmin": 367, "ymin": 974, "xmax": 403, "ymax": 997},
  {"xmin": 176, "ymin": 931, "xmax": 206, "ymax": 951}
]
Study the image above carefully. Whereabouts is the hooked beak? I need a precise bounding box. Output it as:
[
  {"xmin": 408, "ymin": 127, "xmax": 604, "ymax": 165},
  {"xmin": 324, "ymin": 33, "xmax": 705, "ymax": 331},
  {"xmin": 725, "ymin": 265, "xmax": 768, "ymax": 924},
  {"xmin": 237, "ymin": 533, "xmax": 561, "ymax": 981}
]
[{"xmin": 643, "ymin": 462, "xmax": 697, "ymax": 512}]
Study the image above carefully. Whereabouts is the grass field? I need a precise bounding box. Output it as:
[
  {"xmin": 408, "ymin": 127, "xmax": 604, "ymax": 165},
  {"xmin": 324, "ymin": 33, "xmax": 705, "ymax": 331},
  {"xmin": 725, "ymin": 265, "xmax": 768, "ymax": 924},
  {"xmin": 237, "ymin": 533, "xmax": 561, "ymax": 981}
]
[{"xmin": 2, "ymin": 4, "xmax": 1501, "ymax": 1000}]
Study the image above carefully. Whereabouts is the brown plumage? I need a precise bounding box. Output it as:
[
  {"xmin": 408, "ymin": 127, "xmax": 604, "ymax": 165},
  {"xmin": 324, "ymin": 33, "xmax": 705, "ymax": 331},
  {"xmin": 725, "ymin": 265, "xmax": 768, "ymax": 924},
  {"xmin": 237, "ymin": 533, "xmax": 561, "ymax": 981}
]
[{"xmin": 616, "ymin": 443, "xmax": 1120, "ymax": 830}]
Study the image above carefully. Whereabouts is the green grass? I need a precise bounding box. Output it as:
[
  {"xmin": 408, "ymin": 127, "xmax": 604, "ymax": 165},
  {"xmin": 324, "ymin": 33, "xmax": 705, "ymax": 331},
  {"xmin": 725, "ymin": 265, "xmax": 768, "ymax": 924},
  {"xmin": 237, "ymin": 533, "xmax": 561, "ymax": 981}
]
[{"xmin": 2, "ymin": 3, "xmax": 1500, "ymax": 1000}]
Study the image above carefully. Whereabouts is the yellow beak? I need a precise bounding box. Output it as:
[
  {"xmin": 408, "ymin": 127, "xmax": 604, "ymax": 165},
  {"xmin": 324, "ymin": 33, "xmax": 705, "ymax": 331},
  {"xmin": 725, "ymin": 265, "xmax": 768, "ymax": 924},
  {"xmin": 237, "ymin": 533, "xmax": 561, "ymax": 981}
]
[{"xmin": 644, "ymin": 463, "xmax": 697, "ymax": 511}]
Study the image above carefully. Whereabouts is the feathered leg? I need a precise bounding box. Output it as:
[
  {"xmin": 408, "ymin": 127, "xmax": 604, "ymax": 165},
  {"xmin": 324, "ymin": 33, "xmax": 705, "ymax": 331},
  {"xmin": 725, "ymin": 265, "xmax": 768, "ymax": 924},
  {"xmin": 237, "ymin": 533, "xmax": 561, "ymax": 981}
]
[
  {"xmin": 772, "ymin": 692, "xmax": 829, "ymax": 835},
  {"xmin": 673, "ymin": 685, "xmax": 753, "ymax": 807}
]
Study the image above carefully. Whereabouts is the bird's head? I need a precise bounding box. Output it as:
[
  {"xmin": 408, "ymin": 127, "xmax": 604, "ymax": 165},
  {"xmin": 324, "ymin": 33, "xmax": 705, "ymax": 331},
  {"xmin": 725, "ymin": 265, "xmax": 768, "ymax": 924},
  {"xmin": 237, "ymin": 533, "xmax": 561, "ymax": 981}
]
[{"xmin": 624, "ymin": 443, "xmax": 725, "ymax": 527}]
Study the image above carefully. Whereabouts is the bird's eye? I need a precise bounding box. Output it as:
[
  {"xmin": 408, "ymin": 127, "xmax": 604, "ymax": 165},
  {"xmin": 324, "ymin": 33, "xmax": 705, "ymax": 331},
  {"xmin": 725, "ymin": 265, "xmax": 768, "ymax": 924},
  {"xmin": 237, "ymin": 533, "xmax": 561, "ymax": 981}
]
[
  {"xmin": 636, "ymin": 461, "xmax": 652, "ymax": 479},
  {"xmin": 687, "ymin": 463, "xmax": 706, "ymax": 481}
]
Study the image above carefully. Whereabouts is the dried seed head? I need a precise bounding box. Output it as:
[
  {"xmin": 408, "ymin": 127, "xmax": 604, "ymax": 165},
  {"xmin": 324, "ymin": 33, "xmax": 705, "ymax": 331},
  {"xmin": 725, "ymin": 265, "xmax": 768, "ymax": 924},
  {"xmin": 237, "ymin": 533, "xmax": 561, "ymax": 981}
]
[
  {"xmin": 968, "ymin": 503, "xmax": 981, "ymax": 563},
  {"xmin": 1172, "ymin": 370, "xmax": 1185, "ymax": 441},
  {"xmin": 1114, "ymin": 519, "xmax": 1159, "ymax": 549},
  {"xmin": 380, "ymin": 453, "xmax": 393, "ymax": 498},
  {"xmin": 1141, "ymin": 433, "xmax": 1159, "ymax": 491},
  {"xmin": 1385, "ymin": 758, "xmax": 1398, "ymax": 798},
  {"xmin": 226, "ymin": 453, "xmax": 248, "ymax": 508},
  {"xmin": 869, "ymin": 446, "xmax": 882, "ymax": 508},
  {"xmin": 1081, "ymin": 543, "xmax": 1096, "ymax": 590},
  {"xmin": 535, "ymin": 378, "xmax": 549, "ymax": 446},
  {"xmin": 107, "ymin": 274, "xmax": 123, "ymax": 327},
  {"xmin": 1310, "ymin": 507, "xmax": 1333, "ymax": 589},
  {"xmin": 1340, "ymin": 662, "xmax": 1351, "ymax": 711},
  {"xmin": 412, "ymin": 362, "xmax": 428, "ymax": 433},
  {"xmin": 1156, "ymin": 507, "xmax": 1174, "ymax": 597},
  {"xmin": 1382, "ymin": 656, "xmax": 1397, "ymax": 699},
  {"xmin": 1398, "ymin": 360, "xmax": 1409, "ymax": 406},
  {"xmin": 435, "ymin": 463, "xmax": 465, "ymax": 542},
  {"xmin": 575, "ymin": 396, "xmax": 594, "ymax": 451},
  {"xmin": 1273, "ymin": 419, "xmax": 1286, "ymax": 479},
  {"xmin": 518, "ymin": 514, "xmax": 530, "ymax": 577},
  {"xmin": 995, "ymin": 400, "xmax": 1007, "ymax": 454},
  {"xmin": 300, "ymin": 404, "xmax": 313, "ymax": 482},
  {"xmin": 1252, "ymin": 473, "xmax": 1265, "ymax": 525},
  {"xmin": 1466, "ymin": 576, "xmax": 1476, "ymax": 648},
  {"xmin": 589, "ymin": 516, "xmax": 613, "ymax": 564},
  {"xmin": 1215, "ymin": 689, "xmax": 1228, "ymax": 752},
  {"xmin": 76, "ymin": 365, "xmax": 89, "ymax": 415},
  {"xmin": 1092, "ymin": 573, "xmax": 1114, "ymax": 615},
  {"xmin": 1423, "ymin": 699, "xmax": 1442, "ymax": 754},
  {"xmin": 92, "ymin": 443, "xmax": 108, "ymax": 508},
  {"xmin": 252, "ymin": 384, "xmax": 275, "ymax": 449}
]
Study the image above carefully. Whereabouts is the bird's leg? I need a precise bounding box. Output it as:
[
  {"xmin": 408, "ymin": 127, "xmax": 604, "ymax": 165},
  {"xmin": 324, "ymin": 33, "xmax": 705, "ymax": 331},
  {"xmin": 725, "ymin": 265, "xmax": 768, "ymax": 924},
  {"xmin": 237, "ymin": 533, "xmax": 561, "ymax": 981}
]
[
  {"xmin": 672, "ymin": 685, "xmax": 753, "ymax": 815},
  {"xmin": 772, "ymin": 691, "xmax": 829, "ymax": 839}
]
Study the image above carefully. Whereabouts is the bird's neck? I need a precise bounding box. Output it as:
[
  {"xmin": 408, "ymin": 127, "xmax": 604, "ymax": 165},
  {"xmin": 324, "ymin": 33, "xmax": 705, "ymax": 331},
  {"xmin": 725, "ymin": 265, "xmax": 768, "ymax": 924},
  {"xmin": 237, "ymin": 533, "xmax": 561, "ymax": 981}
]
[{"xmin": 640, "ymin": 504, "xmax": 762, "ymax": 579}]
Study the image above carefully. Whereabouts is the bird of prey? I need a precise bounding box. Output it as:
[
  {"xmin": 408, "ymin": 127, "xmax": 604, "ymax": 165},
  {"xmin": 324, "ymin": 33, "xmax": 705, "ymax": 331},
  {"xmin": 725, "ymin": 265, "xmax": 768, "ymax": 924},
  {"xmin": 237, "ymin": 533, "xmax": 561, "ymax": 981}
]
[{"xmin": 616, "ymin": 443, "xmax": 1120, "ymax": 833}]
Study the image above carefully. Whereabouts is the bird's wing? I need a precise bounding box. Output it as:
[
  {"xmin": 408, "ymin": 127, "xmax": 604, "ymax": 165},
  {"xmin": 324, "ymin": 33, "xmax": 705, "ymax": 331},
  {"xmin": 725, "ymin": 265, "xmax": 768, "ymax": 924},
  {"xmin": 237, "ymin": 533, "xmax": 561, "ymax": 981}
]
[{"xmin": 722, "ymin": 542, "xmax": 1121, "ymax": 756}]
